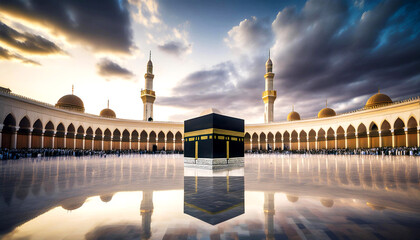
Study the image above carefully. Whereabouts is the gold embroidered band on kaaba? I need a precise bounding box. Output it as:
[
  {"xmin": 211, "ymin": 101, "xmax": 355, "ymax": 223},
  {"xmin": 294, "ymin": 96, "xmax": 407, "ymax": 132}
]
[{"xmin": 184, "ymin": 128, "xmax": 244, "ymax": 138}]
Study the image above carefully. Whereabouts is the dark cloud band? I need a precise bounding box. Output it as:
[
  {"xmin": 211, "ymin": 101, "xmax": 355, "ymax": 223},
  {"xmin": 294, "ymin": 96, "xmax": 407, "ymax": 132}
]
[{"xmin": 97, "ymin": 59, "xmax": 134, "ymax": 79}]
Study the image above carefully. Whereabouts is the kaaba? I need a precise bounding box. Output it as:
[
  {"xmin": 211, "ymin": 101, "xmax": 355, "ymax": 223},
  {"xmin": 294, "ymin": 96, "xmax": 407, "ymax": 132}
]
[
  {"xmin": 183, "ymin": 167, "xmax": 244, "ymax": 225},
  {"xmin": 184, "ymin": 109, "xmax": 244, "ymax": 168}
]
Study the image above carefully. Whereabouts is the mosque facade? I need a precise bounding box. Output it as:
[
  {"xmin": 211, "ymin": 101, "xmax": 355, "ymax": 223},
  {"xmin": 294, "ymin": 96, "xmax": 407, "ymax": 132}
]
[{"xmin": 0, "ymin": 56, "xmax": 419, "ymax": 151}]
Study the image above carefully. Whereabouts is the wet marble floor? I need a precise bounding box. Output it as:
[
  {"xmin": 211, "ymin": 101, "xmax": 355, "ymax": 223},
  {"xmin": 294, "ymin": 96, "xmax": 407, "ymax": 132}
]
[{"xmin": 0, "ymin": 154, "xmax": 420, "ymax": 239}]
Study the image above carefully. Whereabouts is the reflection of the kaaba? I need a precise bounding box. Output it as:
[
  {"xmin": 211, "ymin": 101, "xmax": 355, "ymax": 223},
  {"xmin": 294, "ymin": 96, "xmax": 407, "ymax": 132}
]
[{"xmin": 183, "ymin": 167, "xmax": 244, "ymax": 225}]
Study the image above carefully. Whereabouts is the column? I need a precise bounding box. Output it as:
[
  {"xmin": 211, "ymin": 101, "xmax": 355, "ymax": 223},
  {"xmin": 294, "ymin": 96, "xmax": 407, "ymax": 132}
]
[
  {"xmin": 405, "ymin": 128, "xmax": 409, "ymax": 147},
  {"xmin": 73, "ymin": 134, "xmax": 76, "ymax": 149},
  {"xmin": 63, "ymin": 131, "xmax": 67, "ymax": 148},
  {"xmin": 82, "ymin": 134, "xmax": 86, "ymax": 149},
  {"xmin": 367, "ymin": 131, "xmax": 370, "ymax": 148},
  {"xmin": 391, "ymin": 129, "xmax": 395, "ymax": 148},
  {"xmin": 265, "ymin": 138, "xmax": 269, "ymax": 150},
  {"xmin": 12, "ymin": 127, "xmax": 18, "ymax": 149},
  {"xmin": 110, "ymin": 134, "xmax": 113, "ymax": 150},
  {"xmin": 281, "ymin": 137, "xmax": 284, "ymax": 150},
  {"xmin": 52, "ymin": 131, "xmax": 56, "ymax": 149},
  {"xmin": 182, "ymin": 138, "xmax": 184, "ymax": 151},
  {"xmin": 28, "ymin": 128, "xmax": 33, "ymax": 149},
  {"xmin": 129, "ymin": 140, "xmax": 132, "ymax": 150},
  {"xmin": 306, "ymin": 139, "xmax": 309, "ymax": 150},
  {"xmin": 119, "ymin": 136, "xmax": 122, "ymax": 150},
  {"xmin": 344, "ymin": 133, "xmax": 347, "ymax": 149},
  {"xmin": 146, "ymin": 137, "xmax": 149, "ymax": 151},
  {"xmin": 273, "ymin": 138, "xmax": 276, "ymax": 150},
  {"xmin": 41, "ymin": 130, "xmax": 45, "ymax": 148},
  {"xmin": 378, "ymin": 131, "xmax": 382, "ymax": 148},
  {"xmin": 334, "ymin": 134, "xmax": 337, "ymax": 149},
  {"xmin": 101, "ymin": 136, "xmax": 104, "ymax": 150},
  {"xmin": 297, "ymin": 137, "xmax": 301, "ymax": 150},
  {"xmin": 156, "ymin": 138, "xmax": 158, "ymax": 151},
  {"xmin": 258, "ymin": 139, "xmax": 261, "ymax": 150},
  {"xmin": 139, "ymin": 137, "xmax": 141, "ymax": 151},
  {"xmin": 173, "ymin": 139, "xmax": 176, "ymax": 151},
  {"xmin": 0, "ymin": 124, "xmax": 3, "ymax": 148},
  {"xmin": 417, "ymin": 128, "xmax": 420, "ymax": 148},
  {"xmin": 92, "ymin": 135, "xmax": 95, "ymax": 150},
  {"xmin": 164, "ymin": 138, "xmax": 167, "ymax": 150},
  {"xmin": 355, "ymin": 132, "xmax": 359, "ymax": 149},
  {"xmin": 315, "ymin": 135, "xmax": 318, "ymax": 150}
]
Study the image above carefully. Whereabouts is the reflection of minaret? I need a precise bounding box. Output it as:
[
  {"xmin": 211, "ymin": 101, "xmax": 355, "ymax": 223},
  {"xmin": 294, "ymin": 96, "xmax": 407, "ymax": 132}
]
[
  {"xmin": 141, "ymin": 51, "xmax": 156, "ymax": 121},
  {"xmin": 264, "ymin": 192, "xmax": 275, "ymax": 240},
  {"xmin": 140, "ymin": 191, "xmax": 153, "ymax": 240},
  {"xmin": 262, "ymin": 50, "xmax": 276, "ymax": 123}
]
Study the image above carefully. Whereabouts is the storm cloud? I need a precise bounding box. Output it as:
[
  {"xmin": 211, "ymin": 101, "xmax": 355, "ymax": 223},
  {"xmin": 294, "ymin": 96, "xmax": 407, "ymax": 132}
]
[
  {"xmin": 160, "ymin": 0, "xmax": 420, "ymax": 122},
  {"xmin": 0, "ymin": 46, "xmax": 40, "ymax": 66},
  {"xmin": 0, "ymin": 0, "xmax": 134, "ymax": 54},
  {"xmin": 97, "ymin": 59, "xmax": 134, "ymax": 80},
  {"xmin": 158, "ymin": 40, "xmax": 191, "ymax": 56},
  {"xmin": 0, "ymin": 22, "xmax": 63, "ymax": 55}
]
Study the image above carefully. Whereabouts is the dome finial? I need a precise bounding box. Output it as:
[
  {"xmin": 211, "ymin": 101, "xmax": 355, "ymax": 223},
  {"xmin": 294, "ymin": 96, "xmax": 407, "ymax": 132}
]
[
  {"xmin": 269, "ymin": 49, "xmax": 270, "ymax": 59},
  {"xmin": 72, "ymin": 84, "xmax": 74, "ymax": 95},
  {"xmin": 378, "ymin": 87, "xmax": 380, "ymax": 93},
  {"xmin": 326, "ymin": 99, "xmax": 328, "ymax": 107},
  {"xmin": 149, "ymin": 50, "xmax": 151, "ymax": 61},
  {"xmin": 107, "ymin": 99, "xmax": 109, "ymax": 108},
  {"xmin": 292, "ymin": 105, "xmax": 294, "ymax": 111}
]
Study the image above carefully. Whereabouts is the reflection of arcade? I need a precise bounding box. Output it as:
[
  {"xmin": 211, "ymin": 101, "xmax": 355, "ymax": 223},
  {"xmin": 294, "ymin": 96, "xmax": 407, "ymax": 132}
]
[{"xmin": 183, "ymin": 168, "xmax": 244, "ymax": 225}]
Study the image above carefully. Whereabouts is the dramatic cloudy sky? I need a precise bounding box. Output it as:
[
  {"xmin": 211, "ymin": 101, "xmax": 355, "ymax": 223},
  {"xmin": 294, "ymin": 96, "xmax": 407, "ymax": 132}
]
[{"xmin": 0, "ymin": 0, "xmax": 419, "ymax": 123}]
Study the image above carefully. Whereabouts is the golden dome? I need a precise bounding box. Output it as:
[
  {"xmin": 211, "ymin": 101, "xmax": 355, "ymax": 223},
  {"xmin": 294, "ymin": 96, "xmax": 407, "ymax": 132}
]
[
  {"xmin": 287, "ymin": 111, "xmax": 300, "ymax": 121},
  {"xmin": 318, "ymin": 107, "xmax": 336, "ymax": 118},
  {"xmin": 100, "ymin": 108, "xmax": 116, "ymax": 118},
  {"xmin": 286, "ymin": 195, "xmax": 299, "ymax": 203},
  {"xmin": 55, "ymin": 94, "xmax": 85, "ymax": 112},
  {"xmin": 365, "ymin": 91, "xmax": 392, "ymax": 108}
]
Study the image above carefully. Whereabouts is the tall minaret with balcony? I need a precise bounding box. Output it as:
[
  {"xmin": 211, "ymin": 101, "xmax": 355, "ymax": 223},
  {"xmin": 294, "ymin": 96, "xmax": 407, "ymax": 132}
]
[
  {"xmin": 141, "ymin": 51, "xmax": 156, "ymax": 121},
  {"xmin": 262, "ymin": 51, "xmax": 276, "ymax": 123}
]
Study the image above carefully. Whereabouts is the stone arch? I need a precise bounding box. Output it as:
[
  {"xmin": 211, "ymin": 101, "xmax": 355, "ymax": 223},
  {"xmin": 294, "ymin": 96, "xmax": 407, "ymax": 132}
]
[
  {"xmin": 55, "ymin": 123, "xmax": 65, "ymax": 148},
  {"xmin": 43, "ymin": 121, "xmax": 54, "ymax": 148},
  {"xmin": 260, "ymin": 132, "xmax": 266, "ymax": 151},
  {"xmin": 31, "ymin": 119, "xmax": 43, "ymax": 148},
  {"xmin": 1, "ymin": 114, "xmax": 16, "ymax": 149},
  {"xmin": 327, "ymin": 128, "xmax": 335, "ymax": 149},
  {"xmin": 336, "ymin": 126, "xmax": 345, "ymax": 149},
  {"xmin": 112, "ymin": 129, "xmax": 121, "ymax": 150},
  {"xmin": 358, "ymin": 123, "xmax": 367, "ymax": 148},
  {"xmin": 244, "ymin": 132, "xmax": 251, "ymax": 151},
  {"xmin": 347, "ymin": 125, "xmax": 356, "ymax": 149},
  {"xmin": 267, "ymin": 132, "xmax": 274, "ymax": 151},
  {"xmin": 407, "ymin": 117, "xmax": 418, "ymax": 147},
  {"xmin": 16, "ymin": 116, "xmax": 31, "ymax": 149},
  {"xmin": 283, "ymin": 131, "xmax": 290, "ymax": 150},
  {"xmin": 251, "ymin": 133, "xmax": 258, "ymax": 151},
  {"xmin": 149, "ymin": 131, "xmax": 157, "ymax": 151},
  {"xmin": 291, "ymin": 130, "xmax": 298, "ymax": 150},
  {"xmin": 166, "ymin": 131, "xmax": 174, "ymax": 151},
  {"xmin": 380, "ymin": 120, "xmax": 391, "ymax": 147},
  {"xmin": 157, "ymin": 131, "xmax": 165, "ymax": 151},
  {"xmin": 317, "ymin": 128, "xmax": 326, "ymax": 149},
  {"xmin": 393, "ymin": 118, "xmax": 405, "ymax": 147},
  {"xmin": 94, "ymin": 128, "xmax": 102, "ymax": 150},
  {"xmin": 122, "ymin": 129, "xmax": 130, "ymax": 150},
  {"xmin": 76, "ymin": 126, "xmax": 84, "ymax": 149},
  {"xmin": 140, "ymin": 130, "xmax": 148, "ymax": 150},
  {"xmin": 66, "ymin": 123, "xmax": 76, "ymax": 149},
  {"xmin": 84, "ymin": 127, "xmax": 93, "ymax": 150},
  {"xmin": 275, "ymin": 132, "xmax": 282, "ymax": 150},
  {"xmin": 175, "ymin": 131, "xmax": 182, "ymax": 151},
  {"xmin": 368, "ymin": 121, "xmax": 379, "ymax": 148},
  {"xmin": 104, "ymin": 128, "xmax": 112, "ymax": 150},
  {"xmin": 308, "ymin": 129, "xmax": 316, "ymax": 150},
  {"xmin": 131, "ymin": 130, "xmax": 139, "ymax": 150},
  {"xmin": 299, "ymin": 130, "xmax": 307, "ymax": 150}
]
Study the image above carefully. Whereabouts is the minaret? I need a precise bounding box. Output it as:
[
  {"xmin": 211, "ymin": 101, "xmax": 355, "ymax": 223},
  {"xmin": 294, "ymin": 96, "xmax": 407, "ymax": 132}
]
[
  {"xmin": 262, "ymin": 50, "xmax": 276, "ymax": 123},
  {"xmin": 140, "ymin": 191, "xmax": 154, "ymax": 240},
  {"xmin": 264, "ymin": 192, "xmax": 275, "ymax": 240},
  {"xmin": 141, "ymin": 51, "xmax": 156, "ymax": 121}
]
